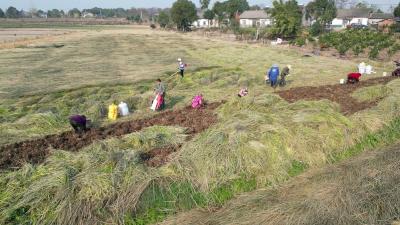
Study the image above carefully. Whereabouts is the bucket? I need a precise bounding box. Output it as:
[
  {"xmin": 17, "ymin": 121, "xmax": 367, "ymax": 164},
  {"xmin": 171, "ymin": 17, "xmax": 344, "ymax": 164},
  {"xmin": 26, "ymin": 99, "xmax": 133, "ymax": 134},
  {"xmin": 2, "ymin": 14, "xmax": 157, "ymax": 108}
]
[
  {"xmin": 340, "ymin": 79, "xmax": 345, "ymax": 84},
  {"xmin": 365, "ymin": 65, "xmax": 372, "ymax": 75},
  {"xmin": 383, "ymin": 72, "xmax": 387, "ymax": 77},
  {"xmin": 358, "ymin": 62, "xmax": 366, "ymax": 74},
  {"xmin": 118, "ymin": 102, "xmax": 129, "ymax": 116}
]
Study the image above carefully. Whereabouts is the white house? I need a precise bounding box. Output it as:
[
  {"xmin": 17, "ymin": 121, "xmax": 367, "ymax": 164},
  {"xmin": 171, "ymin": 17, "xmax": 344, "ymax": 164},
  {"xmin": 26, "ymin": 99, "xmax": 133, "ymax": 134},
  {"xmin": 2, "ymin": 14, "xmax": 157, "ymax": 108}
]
[
  {"xmin": 239, "ymin": 10, "xmax": 272, "ymax": 28},
  {"xmin": 192, "ymin": 10, "xmax": 218, "ymax": 28},
  {"xmin": 331, "ymin": 9, "xmax": 370, "ymax": 29}
]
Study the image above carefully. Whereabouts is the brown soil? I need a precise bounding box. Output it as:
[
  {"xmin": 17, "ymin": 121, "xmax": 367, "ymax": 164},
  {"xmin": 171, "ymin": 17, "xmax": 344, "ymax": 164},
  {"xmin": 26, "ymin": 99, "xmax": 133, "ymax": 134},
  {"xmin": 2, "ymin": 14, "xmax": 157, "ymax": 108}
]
[
  {"xmin": 276, "ymin": 77, "xmax": 398, "ymax": 115},
  {"xmin": 139, "ymin": 145, "xmax": 182, "ymax": 167},
  {"xmin": 0, "ymin": 102, "xmax": 222, "ymax": 170}
]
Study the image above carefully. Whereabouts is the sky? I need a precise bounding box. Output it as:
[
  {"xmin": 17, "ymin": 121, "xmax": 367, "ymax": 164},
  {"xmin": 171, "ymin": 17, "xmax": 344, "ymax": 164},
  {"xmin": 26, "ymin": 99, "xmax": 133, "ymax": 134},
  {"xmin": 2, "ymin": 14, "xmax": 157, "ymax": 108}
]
[{"xmin": 0, "ymin": 0, "xmax": 397, "ymax": 12}]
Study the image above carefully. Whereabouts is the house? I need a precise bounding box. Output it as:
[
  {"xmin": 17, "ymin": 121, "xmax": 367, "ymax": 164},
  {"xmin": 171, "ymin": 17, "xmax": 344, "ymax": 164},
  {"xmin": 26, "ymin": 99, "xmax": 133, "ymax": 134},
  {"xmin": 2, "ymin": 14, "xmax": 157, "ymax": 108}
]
[
  {"xmin": 239, "ymin": 10, "xmax": 272, "ymax": 28},
  {"xmin": 368, "ymin": 13, "xmax": 394, "ymax": 25},
  {"xmin": 192, "ymin": 10, "xmax": 218, "ymax": 28},
  {"xmin": 331, "ymin": 8, "xmax": 370, "ymax": 29},
  {"xmin": 82, "ymin": 12, "xmax": 95, "ymax": 18}
]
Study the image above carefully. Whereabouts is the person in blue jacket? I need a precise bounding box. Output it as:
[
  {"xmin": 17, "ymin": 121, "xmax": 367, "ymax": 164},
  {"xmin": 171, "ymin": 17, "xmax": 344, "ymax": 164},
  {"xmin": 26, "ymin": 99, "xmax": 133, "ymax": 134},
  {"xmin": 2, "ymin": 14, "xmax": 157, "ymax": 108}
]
[{"xmin": 268, "ymin": 64, "xmax": 280, "ymax": 87}]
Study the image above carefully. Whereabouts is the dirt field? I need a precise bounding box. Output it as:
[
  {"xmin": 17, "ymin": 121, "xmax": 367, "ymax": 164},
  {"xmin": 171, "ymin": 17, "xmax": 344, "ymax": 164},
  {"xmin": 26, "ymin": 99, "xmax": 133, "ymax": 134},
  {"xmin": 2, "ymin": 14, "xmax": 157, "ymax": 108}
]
[
  {"xmin": 0, "ymin": 102, "xmax": 221, "ymax": 169},
  {"xmin": 277, "ymin": 76, "xmax": 398, "ymax": 114}
]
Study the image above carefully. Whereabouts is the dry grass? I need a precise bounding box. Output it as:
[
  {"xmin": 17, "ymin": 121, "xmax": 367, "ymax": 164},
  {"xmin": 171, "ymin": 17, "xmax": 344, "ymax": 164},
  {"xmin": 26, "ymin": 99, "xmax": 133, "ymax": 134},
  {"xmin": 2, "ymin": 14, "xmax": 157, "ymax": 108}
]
[{"xmin": 161, "ymin": 143, "xmax": 400, "ymax": 225}]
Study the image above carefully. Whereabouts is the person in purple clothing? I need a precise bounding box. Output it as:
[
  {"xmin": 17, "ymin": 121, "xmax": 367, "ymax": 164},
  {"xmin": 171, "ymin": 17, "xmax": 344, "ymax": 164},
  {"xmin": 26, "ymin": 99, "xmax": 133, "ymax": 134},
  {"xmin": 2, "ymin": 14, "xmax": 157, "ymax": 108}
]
[{"xmin": 69, "ymin": 115, "xmax": 88, "ymax": 133}]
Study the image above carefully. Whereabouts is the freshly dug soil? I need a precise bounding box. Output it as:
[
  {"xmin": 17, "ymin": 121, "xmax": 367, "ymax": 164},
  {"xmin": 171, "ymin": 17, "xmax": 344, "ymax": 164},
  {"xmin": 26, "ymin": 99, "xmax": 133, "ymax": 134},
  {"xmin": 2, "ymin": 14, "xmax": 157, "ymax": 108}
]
[
  {"xmin": 0, "ymin": 102, "xmax": 222, "ymax": 170},
  {"xmin": 277, "ymin": 77, "xmax": 397, "ymax": 115},
  {"xmin": 139, "ymin": 145, "xmax": 182, "ymax": 168}
]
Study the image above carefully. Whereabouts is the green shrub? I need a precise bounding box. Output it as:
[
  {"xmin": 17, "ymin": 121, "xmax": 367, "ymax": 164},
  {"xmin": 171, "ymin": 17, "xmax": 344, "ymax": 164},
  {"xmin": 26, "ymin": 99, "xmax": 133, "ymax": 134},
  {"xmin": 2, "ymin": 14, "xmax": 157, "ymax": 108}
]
[{"xmin": 319, "ymin": 29, "xmax": 399, "ymax": 59}]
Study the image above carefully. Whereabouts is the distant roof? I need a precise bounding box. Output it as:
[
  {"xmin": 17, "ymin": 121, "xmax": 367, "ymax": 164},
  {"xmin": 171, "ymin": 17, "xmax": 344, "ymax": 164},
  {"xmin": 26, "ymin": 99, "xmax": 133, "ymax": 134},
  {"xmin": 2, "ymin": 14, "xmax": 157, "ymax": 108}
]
[
  {"xmin": 369, "ymin": 13, "xmax": 394, "ymax": 20},
  {"xmin": 240, "ymin": 10, "xmax": 270, "ymax": 19},
  {"xmin": 336, "ymin": 9, "xmax": 370, "ymax": 19}
]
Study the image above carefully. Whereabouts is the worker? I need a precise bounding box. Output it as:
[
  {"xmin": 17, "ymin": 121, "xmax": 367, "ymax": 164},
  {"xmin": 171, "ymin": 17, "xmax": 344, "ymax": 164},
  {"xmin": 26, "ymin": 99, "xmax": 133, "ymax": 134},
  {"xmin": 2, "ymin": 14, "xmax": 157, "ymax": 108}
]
[
  {"xmin": 347, "ymin": 72, "xmax": 362, "ymax": 84},
  {"xmin": 192, "ymin": 94, "xmax": 204, "ymax": 108},
  {"xmin": 268, "ymin": 64, "xmax": 280, "ymax": 87},
  {"xmin": 154, "ymin": 79, "xmax": 166, "ymax": 110},
  {"xmin": 238, "ymin": 87, "xmax": 248, "ymax": 97},
  {"xmin": 69, "ymin": 115, "xmax": 89, "ymax": 134},
  {"xmin": 178, "ymin": 58, "xmax": 186, "ymax": 78},
  {"xmin": 279, "ymin": 65, "xmax": 292, "ymax": 87}
]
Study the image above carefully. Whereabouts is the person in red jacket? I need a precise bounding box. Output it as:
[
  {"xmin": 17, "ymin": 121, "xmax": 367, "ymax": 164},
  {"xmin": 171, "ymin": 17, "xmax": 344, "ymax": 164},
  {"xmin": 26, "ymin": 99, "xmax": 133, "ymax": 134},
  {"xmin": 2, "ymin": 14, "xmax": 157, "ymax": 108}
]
[{"xmin": 347, "ymin": 73, "xmax": 362, "ymax": 84}]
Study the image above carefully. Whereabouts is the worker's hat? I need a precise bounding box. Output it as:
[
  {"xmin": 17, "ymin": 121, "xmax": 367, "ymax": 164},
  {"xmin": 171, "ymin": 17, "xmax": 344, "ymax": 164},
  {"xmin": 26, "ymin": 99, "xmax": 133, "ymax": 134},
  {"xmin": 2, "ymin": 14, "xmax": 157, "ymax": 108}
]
[
  {"xmin": 177, "ymin": 58, "xmax": 182, "ymax": 62},
  {"xmin": 287, "ymin": 65, "xmax": 292, "ymax": 70}
]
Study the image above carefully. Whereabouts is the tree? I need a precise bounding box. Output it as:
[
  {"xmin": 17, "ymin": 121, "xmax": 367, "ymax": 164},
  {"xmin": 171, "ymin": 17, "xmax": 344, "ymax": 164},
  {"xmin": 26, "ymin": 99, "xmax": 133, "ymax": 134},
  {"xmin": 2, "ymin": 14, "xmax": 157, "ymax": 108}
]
[
  {"xmin": 250, "ymin": 5, "xmax": 261, "ymax": 10},
  {"xmin": 306, "ymin": 0, "xmax": 336, "ymax": 35},
  {"xmin": 68, "ymin": 8, "xmax": 81, "ymax": 18},
  {"xmin": 158, "ymin": 11, "xmax": 170, "ymax": 28},
  {"xmin": 200, "ymin": 0, "xmax": 211, "ymax": 9},
  {"xmin": 225, "ymin": 0, "xmax": 249, "ymax": 19},
  {"xmin": 394, "ymin": 3, "xmax": 400, "ymax": 17},
  {"xmin": 171, "ymin": 0, "xmax": 198, "ymax": 31},
  {"xmin": 212, "ymin": 1, "xmax": 227, "ymax": 24},
  {"xmin": 270, "ymin": 0, "xmax": 302, "ymax": 38},
  {"xmin": 0, "ymin": 8, "xmax": 5, "ymax": 18},
  {"xmin": 47, "ymin": 9, "xmax": 62, "ymax": 18},
  {"xmin": 6, "ymin": 6, "xmax": 19, "ymax": 18},
  {"xmin": 203, "ymin": 9, "xmax": 215, "ymax": 27}
]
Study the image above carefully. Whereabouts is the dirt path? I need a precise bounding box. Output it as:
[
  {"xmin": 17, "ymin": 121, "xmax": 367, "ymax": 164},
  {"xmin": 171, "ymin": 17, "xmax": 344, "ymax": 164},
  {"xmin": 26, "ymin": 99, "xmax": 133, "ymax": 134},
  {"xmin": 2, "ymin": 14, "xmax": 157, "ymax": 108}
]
[
  {"xmin": 0, "ymin": 102, "xmax": 222, "ymax": 170},
  {"xmin": 277, "ymin": 77, "xmax": 397, "ymax": 114}
]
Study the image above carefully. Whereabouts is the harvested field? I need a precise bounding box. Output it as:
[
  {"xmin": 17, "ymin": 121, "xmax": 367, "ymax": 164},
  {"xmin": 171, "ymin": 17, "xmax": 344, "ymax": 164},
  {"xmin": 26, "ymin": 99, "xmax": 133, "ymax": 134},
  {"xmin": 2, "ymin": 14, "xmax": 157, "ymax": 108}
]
[
  {"xmin": 277, "ymin": 77, "xmax": 398, "ymax": 114},
  {"xmin": 0, "ymin": 102, "xmax": 222, "ymax": 170},
  {"xmin": 161, "ymin": 143, "xmax": 400, "ymax": 225},
  {"xmin": 0, "ymin": 29, "xmax": 69, "ymax": 43}
]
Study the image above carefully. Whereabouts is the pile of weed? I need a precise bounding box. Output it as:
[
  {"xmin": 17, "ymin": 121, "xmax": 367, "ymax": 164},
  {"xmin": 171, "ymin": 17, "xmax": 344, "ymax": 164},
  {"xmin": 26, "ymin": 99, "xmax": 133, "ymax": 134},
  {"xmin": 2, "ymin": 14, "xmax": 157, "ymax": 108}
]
[{"xmin": 0, "ymin": 126, "xmax": 187, "ymax": 225}]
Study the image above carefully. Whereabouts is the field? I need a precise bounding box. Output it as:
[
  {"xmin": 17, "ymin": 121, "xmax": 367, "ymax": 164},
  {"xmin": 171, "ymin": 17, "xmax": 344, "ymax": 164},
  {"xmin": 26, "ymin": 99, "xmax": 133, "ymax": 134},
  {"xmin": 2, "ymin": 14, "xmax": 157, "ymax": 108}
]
[{"xmin": 1, "ymin": 25, "xmax": 400, "ymax": 225}]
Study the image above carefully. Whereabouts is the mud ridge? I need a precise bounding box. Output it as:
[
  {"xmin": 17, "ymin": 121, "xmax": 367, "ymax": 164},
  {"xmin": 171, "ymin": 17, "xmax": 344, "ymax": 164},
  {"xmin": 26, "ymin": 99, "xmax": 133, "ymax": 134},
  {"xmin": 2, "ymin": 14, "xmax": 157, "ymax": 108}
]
[
  {"xmin": 277, "ymin": 77, "xmax": 397, "ymax": 114},
  {"xmin": 0, "ymin": 102, "xmax": 222, "ymax": 170}
]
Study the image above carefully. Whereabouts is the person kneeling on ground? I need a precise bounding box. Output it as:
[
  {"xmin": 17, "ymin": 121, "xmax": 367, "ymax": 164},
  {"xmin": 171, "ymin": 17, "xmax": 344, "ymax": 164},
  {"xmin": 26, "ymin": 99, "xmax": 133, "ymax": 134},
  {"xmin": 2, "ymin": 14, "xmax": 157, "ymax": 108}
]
[
  {"xmin": 347, "ymin": 72, "xmax": 362, "ymax": 84},
  {"xmin": 192, "ymin": 94, "xmax": 204, "ymax": 108},
  {"xmin": 69, "ymin": 115, "xmax": 90, "ymax": 134},
  {"xmin": 238, "ymin": 87, "xmax": 248, "ymax": 97},
  {"xmin": 268, "ymin": 64, "xmax": 280, "ymax": 88},
  {"xmin": 279, "ymin": 65, "xmax": 291, "ymax": 87}
]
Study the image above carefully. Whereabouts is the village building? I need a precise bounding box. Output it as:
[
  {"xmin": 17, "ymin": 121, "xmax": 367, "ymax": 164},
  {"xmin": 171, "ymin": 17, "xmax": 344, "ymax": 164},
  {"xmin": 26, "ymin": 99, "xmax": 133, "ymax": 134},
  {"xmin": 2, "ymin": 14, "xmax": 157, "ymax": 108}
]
[
  {"xmin": 239, "ymin": 10, "xmax": 272, "ymax": 28},
  {"xmin": 331, "ymin": 8, "xmax": 370, "ymax": 29}
]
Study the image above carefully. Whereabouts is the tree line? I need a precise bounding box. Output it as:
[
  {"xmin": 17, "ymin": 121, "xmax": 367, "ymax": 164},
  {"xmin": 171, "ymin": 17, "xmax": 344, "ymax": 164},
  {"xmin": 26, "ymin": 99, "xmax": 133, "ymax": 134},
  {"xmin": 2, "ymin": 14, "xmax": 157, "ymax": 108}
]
[{"xmin": 0, "ymin": 6, "xmax": 162, "ymax": 21}]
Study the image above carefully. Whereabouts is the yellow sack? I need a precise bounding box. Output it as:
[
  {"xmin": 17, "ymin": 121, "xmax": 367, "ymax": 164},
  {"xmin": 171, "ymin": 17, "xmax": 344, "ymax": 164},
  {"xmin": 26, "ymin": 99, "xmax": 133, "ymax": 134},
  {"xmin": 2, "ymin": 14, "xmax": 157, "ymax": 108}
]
[{"xmin": 108, "ymin": 104, "xmax": 118, "ymax": 120}]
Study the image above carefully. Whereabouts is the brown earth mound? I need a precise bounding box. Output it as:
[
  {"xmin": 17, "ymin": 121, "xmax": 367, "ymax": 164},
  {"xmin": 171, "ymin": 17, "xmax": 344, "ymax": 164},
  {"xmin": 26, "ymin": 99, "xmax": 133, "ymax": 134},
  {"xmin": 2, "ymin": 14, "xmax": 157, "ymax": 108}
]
[
  {"xmin": 0, "ymin": 102, "xmax": 222, "ymax": 170},
  {"xmin": 277, "ymin": 77, "xmax": 397, "ymax": 114}
]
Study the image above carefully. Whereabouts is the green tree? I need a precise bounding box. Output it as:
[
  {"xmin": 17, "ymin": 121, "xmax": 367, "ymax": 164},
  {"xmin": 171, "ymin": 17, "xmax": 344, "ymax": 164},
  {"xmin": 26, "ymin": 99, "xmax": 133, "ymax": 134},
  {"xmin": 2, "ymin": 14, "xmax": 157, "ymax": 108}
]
[
  {"xmin": 6, "ymin": 6, "xmax": 19, "ymax": 18},
  {"xmin": 68, "ymin": 8, "xmax": 81, "ymax": 18},
  {"xmin": 394, "ymin": 3, "xmax": 400, "ymax": 17},
  {"xmin": 270, "ymin": 0, "xmax": 302, "ymax": 38},
  {"xmin": 204, "ymin": 9, "xmax": 215, "ymax": 20},
  {"xmin": 171, "ymin": 0, "xmax": 198, "ymax": 31},
  {"xmin": 225, "ymin": 0, "xmax": 249, "ymax": 19},
  {"xmin": 212, "ymin": 1, "xmax": 227, "ymax": 24},
  {"xmin": 158, "ymin": 11, "xmax": 170, "ymax": 28},
  {"xmin": 47, "ymin": 9, "xmax": 62, "ymax": 18},
  {"xmin": 306, "ymin": 0, "xmax": 336, "ymax": 35},
  {"xmin": 0, "ymin": 8, "xmax": 5, "ymax": 18},
  {"xmin": 200, "ymin": 0, "xmax": 211, "ymax": 9}
]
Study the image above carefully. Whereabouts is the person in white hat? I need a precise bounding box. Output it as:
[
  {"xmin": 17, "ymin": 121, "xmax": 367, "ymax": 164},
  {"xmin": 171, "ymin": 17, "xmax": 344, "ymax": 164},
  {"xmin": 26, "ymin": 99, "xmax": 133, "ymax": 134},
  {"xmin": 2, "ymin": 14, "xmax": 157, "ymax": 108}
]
[
  {"xmin": 279, "ymin": 65, "xmax": 292, "ymax": 87},
  {"xmin": 178, "ymin": 58, "xmax": 186, "ymax": 78}
]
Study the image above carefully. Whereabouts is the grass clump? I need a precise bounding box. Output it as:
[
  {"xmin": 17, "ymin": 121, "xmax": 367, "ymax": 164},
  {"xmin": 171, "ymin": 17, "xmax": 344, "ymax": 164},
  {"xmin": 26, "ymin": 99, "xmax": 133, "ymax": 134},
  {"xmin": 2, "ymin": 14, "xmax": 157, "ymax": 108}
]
[{"xmin": 351, "ymin": 84, "xmax": 392, "ymax": 102}]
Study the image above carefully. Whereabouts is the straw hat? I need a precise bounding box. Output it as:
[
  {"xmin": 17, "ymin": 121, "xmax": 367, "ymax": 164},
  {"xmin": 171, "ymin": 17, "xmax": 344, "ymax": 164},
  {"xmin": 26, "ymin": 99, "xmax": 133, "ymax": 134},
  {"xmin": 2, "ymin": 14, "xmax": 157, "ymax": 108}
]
[{"xmin": 287, "ymin": 65, "xmax": 292, "ymax": 70}]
